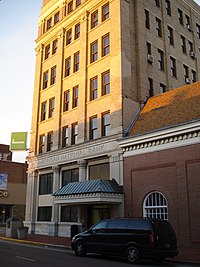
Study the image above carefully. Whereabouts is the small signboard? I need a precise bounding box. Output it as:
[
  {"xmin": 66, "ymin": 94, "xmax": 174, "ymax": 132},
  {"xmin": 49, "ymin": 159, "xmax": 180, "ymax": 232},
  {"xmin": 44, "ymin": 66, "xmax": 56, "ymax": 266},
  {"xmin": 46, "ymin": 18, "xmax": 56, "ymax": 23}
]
[
  {"xmin": 0, "ymin": 173, "xmax": 7, "ymax": 190},
  {"xmin": 10, "ymin": 132, "xmax": 27, "ymax": 151}
]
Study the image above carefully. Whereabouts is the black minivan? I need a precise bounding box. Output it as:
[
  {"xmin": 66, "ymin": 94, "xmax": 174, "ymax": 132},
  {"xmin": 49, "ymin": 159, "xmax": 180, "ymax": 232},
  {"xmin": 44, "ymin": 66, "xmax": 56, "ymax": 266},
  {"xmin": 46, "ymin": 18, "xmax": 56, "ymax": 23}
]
[{"xmin": 71, "ymin": 218, "xmax": 178, "ymax": 264}]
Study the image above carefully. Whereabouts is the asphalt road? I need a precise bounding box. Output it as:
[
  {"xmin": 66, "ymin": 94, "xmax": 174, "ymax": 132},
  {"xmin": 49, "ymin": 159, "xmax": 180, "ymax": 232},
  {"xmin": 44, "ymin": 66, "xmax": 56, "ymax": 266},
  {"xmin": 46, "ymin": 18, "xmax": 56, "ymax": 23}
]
[{"xmin": 0, "ymin": 240, "xmax": 196, "ymax": 267}]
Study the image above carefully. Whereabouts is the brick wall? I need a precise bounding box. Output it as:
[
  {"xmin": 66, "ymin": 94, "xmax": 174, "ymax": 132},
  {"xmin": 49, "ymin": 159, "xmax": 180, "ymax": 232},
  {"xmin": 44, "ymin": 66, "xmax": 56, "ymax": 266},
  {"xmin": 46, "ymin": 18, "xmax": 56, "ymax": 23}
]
[{"xmin": 124, "ymin": 143, "xmax": 200, "ymax": 248}]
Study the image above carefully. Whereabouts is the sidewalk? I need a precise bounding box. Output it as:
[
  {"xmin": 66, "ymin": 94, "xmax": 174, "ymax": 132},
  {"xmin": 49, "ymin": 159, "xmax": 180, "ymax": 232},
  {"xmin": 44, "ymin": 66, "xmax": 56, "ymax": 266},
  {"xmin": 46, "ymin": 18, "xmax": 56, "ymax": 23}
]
[{"xmin": 0, "ymin": 228, "xmax": 200, "ymax": 264}]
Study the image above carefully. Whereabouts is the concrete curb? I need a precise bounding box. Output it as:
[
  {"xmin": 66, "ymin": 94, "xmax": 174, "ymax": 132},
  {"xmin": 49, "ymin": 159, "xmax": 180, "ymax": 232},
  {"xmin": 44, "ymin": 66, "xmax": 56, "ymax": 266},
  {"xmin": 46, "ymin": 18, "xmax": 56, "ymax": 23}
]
[{"xmin": 0, "ymin": 236, "xmax": 70, "ymax": 249}]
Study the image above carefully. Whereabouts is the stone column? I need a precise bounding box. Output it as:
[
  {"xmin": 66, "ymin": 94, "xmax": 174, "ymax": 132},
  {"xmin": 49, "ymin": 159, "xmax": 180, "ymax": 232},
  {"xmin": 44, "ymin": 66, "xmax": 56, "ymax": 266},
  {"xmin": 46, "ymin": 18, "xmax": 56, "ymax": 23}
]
[
  {"xmin": 24, "ymin": 170, "xmax": 38, "ymax": 234},
  {"xmin": 77, "ymin": 160, "xmax": 87, "ymax": 182},
  {"xmin": 49, "ymin": 165, "xmax": 60, "ymax": 236}
]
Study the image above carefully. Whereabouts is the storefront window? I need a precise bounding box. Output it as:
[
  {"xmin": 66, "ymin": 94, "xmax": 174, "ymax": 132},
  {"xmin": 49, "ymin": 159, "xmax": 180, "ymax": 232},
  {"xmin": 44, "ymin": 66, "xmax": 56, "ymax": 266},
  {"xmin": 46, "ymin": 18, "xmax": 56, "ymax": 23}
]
[
  {"xmin": 89, "ymin": 162, "xmax": 109, "ymax": 180},
  {"xmin": 61, "ymin": 206, "xmax": 78, "ymax": 222},
  {"xmin": 39, "ymin": 173, "xmax": 53, "ymax": 195},
  {"xmin": 38, "ymin": 206, "xmax": 52, "ymax": 221},
  {"xmin": 62, "ymin": 169, "xmax": 79, "ymax": 186}
]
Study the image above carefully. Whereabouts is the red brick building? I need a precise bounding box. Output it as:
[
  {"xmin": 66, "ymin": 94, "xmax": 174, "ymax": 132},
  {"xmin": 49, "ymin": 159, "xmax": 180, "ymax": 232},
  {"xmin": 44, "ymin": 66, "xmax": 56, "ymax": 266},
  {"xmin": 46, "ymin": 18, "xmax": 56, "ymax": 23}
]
[
  {"xmin": 0, "ymin": 144, "xmax": 27, "ymax": 224},
  {"xmin": 119, "ymin": 82, "xmax": 200, "ymax": 249}
]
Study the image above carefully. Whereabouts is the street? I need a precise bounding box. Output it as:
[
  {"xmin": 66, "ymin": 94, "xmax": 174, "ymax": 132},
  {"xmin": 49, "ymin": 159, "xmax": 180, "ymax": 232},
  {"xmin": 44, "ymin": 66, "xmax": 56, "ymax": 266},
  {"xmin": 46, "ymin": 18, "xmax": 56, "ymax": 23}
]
[{"xmin": 0, "ymin": 240, "xmax": 196, "ymax": 267}]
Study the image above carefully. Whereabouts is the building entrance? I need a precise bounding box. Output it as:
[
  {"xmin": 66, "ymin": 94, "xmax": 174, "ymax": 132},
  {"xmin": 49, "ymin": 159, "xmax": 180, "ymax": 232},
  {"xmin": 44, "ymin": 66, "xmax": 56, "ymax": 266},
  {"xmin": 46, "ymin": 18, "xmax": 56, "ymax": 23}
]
[
  {"xmin": 0, "ymin": 205, "xmax": 12, "ymax": 224},
  {"xmin": 87, "ymin": 204, "xmax": 110, "ymax": 228}
]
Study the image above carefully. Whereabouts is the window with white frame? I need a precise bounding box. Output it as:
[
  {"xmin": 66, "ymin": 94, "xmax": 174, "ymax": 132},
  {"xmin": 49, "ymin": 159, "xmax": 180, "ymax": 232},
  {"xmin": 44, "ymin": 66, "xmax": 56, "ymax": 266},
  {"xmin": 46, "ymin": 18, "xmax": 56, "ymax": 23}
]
[{"xmin": 143, "ymin": 191, "xmax": 168, "ymax": 220}]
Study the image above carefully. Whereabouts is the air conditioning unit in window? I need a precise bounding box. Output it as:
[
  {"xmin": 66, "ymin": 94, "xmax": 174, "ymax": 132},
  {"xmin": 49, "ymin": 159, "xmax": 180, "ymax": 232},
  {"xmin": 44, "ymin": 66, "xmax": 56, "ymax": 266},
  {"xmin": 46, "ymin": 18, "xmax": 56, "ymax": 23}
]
[
  {"xmin": 185, "ymin": 77, "xmax": 191, "ymax": 84},
  {"xmin": 147, "ymin": 54, "xmax": 154, "ymax": 64},
  {"xmin": 187, "ymin": 24, "xmax": 192, "ymax": 31},
  {"xmin": 189, "ymin": 51, "xmax": 196, "ymax": 59}
]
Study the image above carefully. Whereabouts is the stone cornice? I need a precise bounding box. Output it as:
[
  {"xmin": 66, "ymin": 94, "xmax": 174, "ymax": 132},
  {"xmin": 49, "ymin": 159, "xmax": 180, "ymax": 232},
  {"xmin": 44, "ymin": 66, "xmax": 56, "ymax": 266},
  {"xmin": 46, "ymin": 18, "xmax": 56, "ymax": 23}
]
[{"xmin": 119, "ymin": 121, "xmax": 200, "ymax": 156}]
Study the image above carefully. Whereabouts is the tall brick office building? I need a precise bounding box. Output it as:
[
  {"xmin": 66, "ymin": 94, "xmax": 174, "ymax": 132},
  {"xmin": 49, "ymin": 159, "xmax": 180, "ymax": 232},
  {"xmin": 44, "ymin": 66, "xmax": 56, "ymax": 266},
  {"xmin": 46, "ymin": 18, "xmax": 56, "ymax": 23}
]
[
  {"xmin": 0, "ymin": 144, "xmax": 27, "ymax": 224},
  {"xmin": 26, "ymin": 0, "xmax": 200, "ymax": 237},
  {"xmin": 119, "ymin": 82, "xmax": 200, "ymax": 249}
]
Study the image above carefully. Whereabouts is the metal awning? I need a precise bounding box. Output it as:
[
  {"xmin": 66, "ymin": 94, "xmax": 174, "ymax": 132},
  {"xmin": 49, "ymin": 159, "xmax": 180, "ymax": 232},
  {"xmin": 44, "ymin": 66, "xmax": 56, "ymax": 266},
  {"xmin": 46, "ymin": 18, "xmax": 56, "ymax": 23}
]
[{"xmin": 53, "ymin": 179, "xmax": 123, "ymax": 205}]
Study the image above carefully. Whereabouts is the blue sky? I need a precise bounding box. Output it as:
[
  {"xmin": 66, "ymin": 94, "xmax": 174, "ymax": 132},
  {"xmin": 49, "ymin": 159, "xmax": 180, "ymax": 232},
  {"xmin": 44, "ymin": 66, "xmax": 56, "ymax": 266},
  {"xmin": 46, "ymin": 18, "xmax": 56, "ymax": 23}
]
[
  {"xmin": 0, "ymin": 0, "xmax": 42, "ymax": 162},
  {"xmin": 0, "ymin": 0, "xmax": 200, "ymax": 162}
]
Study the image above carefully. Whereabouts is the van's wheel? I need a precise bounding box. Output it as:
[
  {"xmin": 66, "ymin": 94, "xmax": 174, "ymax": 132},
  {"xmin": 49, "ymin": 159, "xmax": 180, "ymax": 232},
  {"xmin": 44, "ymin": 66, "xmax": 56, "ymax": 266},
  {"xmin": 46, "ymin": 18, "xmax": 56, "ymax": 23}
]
[
  {"xmin": 74, "ymin": 241, "xmax": 86, "ymax": 256},
  {"xmin": 126, "ymin": 246, "xmax": 140, "ymax": 264}
]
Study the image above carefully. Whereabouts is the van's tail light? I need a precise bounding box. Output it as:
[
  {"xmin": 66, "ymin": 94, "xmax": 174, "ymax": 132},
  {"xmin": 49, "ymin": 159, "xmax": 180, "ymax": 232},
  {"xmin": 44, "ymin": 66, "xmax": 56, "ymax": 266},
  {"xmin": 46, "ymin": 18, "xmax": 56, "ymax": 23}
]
[{"xmin": 149, "ymin": 234, "xmax": 154, "ymax": 244}]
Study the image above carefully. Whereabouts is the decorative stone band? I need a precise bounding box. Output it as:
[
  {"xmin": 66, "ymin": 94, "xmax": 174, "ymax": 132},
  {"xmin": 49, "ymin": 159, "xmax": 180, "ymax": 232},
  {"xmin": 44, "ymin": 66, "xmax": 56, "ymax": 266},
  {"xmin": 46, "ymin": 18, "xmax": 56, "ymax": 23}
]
[{"xmin": 122, "ymin": 129, "xmax": 200, "ymax": 153}]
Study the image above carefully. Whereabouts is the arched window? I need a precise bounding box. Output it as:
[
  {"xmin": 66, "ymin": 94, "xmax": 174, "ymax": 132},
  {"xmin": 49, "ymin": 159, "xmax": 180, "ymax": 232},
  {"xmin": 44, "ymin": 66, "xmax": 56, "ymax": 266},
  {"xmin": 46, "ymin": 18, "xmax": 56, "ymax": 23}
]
[{"xmin": 143, "ymin": 191, "xmax": 168, "ymax": 220}]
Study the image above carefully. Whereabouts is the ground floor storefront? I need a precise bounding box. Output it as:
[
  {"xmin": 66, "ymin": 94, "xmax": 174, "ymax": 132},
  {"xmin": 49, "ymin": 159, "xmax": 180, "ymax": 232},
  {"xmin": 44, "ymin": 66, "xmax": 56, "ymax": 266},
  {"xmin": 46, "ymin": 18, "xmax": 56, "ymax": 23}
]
[{"xmin": 25, "ymin": 139, "xmax": 124, "ymax": 237}]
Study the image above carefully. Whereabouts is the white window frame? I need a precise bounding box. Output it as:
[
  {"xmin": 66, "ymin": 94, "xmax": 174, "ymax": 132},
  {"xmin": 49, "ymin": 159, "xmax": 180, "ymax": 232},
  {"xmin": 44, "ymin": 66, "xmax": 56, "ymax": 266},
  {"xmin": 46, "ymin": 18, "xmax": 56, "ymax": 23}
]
[{"xmin": 143, "ymin": 191, "xmax": 168, "ymax": 220}]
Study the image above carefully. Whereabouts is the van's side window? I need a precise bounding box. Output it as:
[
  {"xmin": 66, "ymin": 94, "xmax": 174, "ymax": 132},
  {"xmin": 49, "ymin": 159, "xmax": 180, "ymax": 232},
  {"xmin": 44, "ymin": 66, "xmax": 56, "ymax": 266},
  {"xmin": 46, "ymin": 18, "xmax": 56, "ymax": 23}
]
[
  {"xmin": 127, "ymin": 220, "xmax": 149, "ymax": 230},
  {"xmin": 92, "ymin": 221, "xmax": 107, "ymax": 233},
  {"xmin": 107, "ymin": 219, "xmax": 128, "ymax": 231}
]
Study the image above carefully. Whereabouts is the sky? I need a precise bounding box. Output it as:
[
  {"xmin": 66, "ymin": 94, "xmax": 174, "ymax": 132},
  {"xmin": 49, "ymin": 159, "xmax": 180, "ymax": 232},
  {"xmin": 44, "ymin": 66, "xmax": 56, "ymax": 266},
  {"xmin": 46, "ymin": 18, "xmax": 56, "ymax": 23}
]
[{"xmin": 0, "ymin": 0, "xmax": 200, "ymax": 163}]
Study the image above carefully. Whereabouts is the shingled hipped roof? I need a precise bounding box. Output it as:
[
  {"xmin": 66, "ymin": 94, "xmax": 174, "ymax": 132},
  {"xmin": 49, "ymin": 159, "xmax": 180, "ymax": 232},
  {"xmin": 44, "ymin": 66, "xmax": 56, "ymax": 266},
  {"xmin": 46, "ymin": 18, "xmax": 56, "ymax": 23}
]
[{"xmin": 129, "ymin": 82, "xmax": 200, "ymax": 136}]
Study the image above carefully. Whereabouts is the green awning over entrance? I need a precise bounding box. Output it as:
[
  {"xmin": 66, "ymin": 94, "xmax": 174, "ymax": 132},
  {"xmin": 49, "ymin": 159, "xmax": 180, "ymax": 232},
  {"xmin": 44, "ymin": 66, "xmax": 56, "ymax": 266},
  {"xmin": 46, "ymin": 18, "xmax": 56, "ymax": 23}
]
[{"xmin": 53, "ymin": 179, "xmax": 122, "ymax": 197}]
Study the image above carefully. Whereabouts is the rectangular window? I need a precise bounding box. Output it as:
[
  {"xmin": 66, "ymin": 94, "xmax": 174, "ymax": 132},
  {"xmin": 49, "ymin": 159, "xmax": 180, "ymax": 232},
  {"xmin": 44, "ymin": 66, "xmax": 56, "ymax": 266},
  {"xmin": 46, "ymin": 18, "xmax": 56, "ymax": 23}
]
[
  {"xmin": 49, "ymin": 97, "xmax": 55, "ymax": 118},
  {"xmin": 185, "ymin": 14, "xmax": 191, "ymax": 28},
  {"xmin": 165, "ymin": 0, "xmax": 171, "ymax": 16},
  {"xmin": 146, "ymin": 42, "xmax": 152, "ymax": 55},
  {"xmin": 38, "ymin": 207, "xmax": 52, "ymax": 221},
  {"xmin": 102, "ymin": 33, "xmax": 110, "ymax": 57},
  {"xmin": 61, "ymin": 206, "xmax": 78, "ymax": 222},
  {"xmin": 76, "ymin": 0, "xmax": 81, "ymax": 7},
  {"xmin": 65, "ymin": 57, "xmax": 71, "ymax": 77},
  {"xmin": 74, "ymin": 23, "xmax": 80, "ymax": 39},
  {"xmin": 196, "ymin": 23, "xmax": 200, "ymax": 38},
  {"xmin": 183, "ymin": 64, "xmax": 189, "ymax": 79},
  {"xmin": 102, "ymin": 70, "xmax": 110, "ymax": 95},
  {"xmin": 68, "ymin": 1, "xmax": 73, "ymax": 13},
  {"xmin": 90, "ymin": 116, "xmax": 98, "ymax": 140},
  {"xmin": 62, "ymin": 126, "xmax": 69, "ymax": 147},
  {"xmin": 43, "ymin": 70, "xmax": 49, "ymax": 89},
  {"xmin": 46, "ymin": 17, "xmax": 52, "ymax": 30},
  {"xmin": 102, "ymin": 2, "xmax": 109, "ymax": 22},
  {"xmin": 44, "ymin": 44, "xmax": 50, "ymax": 60},
  {"xmin": 41, "ymin": 101, "xmax": 47, "ymax": 121},
  {"xmin": 62, "ymin": 169, "xmax": 79, "ymax": 186},
  {"xmin": 148, "ymin": 77, "xmax": 154, "ymax": 97},
  {"xmin": 90, "ymin": 76, "xmax": 98, "ymax": 100},
  {"xmin": 47, "ymin": 131, "xmax": 53, "ymax": 152},
  {"xmin": 90, "ymin": 40, "xmax": 98, "ymax": 63},
  {"xmin": 188, "ymin": 40, "xmax": 193, "ymax": 52},
  {"xmin": 156, "ymin": 17, "xmax": 162, "ymax": 37},
  {"xmin": 52, "ymin": 39, "xmax": 58, "ymax": 55},
  {"xmin": 102, "ymin": 112, "xmax": 110, "ymax": 137},
  {"xmin": 50, "ymin": 65, "xmax": 56, "ymax": 85},
  {"xmin": 158, "ymin": 49, "xmax": 164, "ymax": 71},
  {"xmin": 39, "ymin": 173, "xmax": 53, "ymax": 195},
  {"xmin": 170, "ymin": 56, "xmax": 177, "ymax": 78},
  {"xmin": 54, "ymin": 11, "xmax": 59, "ymax": 24},
  {"xmin": 168, "ymin": 26, "xmax": 174, "ymax": 45},
  {"xmin": 181, "ymin": 35, "xmax": 186, "ymax": 54},
  {"xmin": 89, "ymin": 163, "xmax": 110, "ymax": 180},
  {"xmin": 191, "ymin": 69, "xmax": 197, "ymax": 83},
  {"xmin": 145, "ymin": 9, "xmax": 150, "ymax": 30},
  {"xmin": 91, "ymin": 10, "xmax": 98, "ymax": 29},
  {"xmin": 74, "ymin": 51, "xmax": 80, "ymax": 72},
  {"xmin": 72, "ymin": 85, "xmax": 78, "ymax": 108},
  {"xmin": 178, "ymin": 9, "xmax": 183, "ymax": 25},
  {"xmin": 39, "ymin": 134, "xmax": 45, "ymax": 154},
  {"xmin": 66, "ymin": 28, "xmax": 72, "ymax": 45},
  {"xmin": 155, "ymin": 0, "xmax": 160, "ymax": 7},
  {"xmin": 63, "ymin": 90, "xmax": 70, "ymax": 112},
  {"xmin": 71, "ymin": 122, "xmax": 78, "ymax": 145},
  {"xmin": 160, "ymin": 83, "xmax": 167, "ymax": 94}
]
